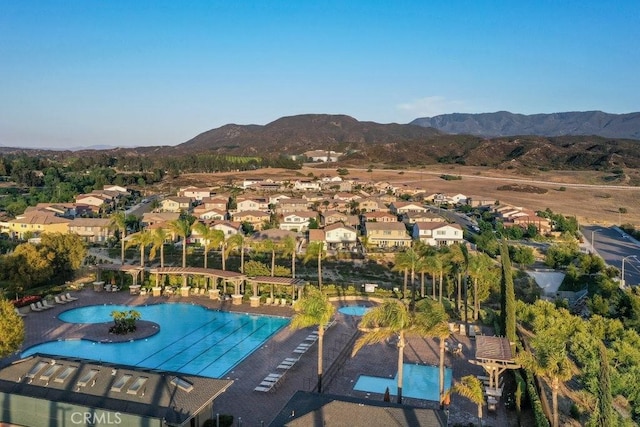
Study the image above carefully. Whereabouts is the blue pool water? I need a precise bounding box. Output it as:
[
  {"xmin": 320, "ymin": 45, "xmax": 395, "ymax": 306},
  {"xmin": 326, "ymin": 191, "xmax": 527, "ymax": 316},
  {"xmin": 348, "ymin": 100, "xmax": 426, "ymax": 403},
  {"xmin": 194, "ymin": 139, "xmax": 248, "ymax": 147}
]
[
  {"xmin": 338, "ymin": 305, "xmax": 370, "ymax": 316},
  {"xmin": 354, "ymin": 363, "xmax": 452, "ymax": 401},
  {"xmin": 22, "ymin": 303, "xmax": 289, "ymax": 378}
]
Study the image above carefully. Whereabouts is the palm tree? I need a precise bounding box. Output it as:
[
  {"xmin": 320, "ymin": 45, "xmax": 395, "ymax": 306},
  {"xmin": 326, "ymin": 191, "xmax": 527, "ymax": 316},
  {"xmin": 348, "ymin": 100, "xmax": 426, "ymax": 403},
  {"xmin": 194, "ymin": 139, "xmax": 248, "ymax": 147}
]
[
  {"xmin": 289, "ymin": 287, "xmax": 335, "ymax": 393},
  {"xmin": 467, "ymin": 252, "xmax": 492, "ymax": 321},
  {"xmin": 109, "ymin": 211, "xmax": 127, "ymax": 264},
  {"xmin": 256, "ymin": 238, "xmax": 277, "ymax": 276},
  {"xmin": 352, "ymin": 298, "xmax": 449, "ymax": 404},
  {"xmin": 422, "ymin": 253, "xmax": 441, "ymax": 299},
  {"xmin": 517, "ymin": 334, "xmax": 573, "ymax": 427},
  {"xmin": 125, "ymin": 229, "xmax": 153, "ymax": 269},
  {"xmin": 450, "ymin": 375, "xmax": 485, "ymax": 426},
  {"xmin": 282, "ymin": 235, "xmax": 298, "ymax": 278},
  {"xmin": 226, "ymin": 233, "xmax": 246, "ymax": 273},
  {"xmin": 448, "ymin": 243, "xmax": 468, "ymax": 312},
  {"xmin": 304, "ymin": 241, "xmax": 326, "ymax": 290},
  {"xmin": 393, "ymin": 247, "xmax": 423, "ymax": 303},
  {"xmin": 192, "ymin": 222, "xmax": 224, "ymax": 269},
  {"xmin": 169, "ymin": 218, "xmax": 192, "ymax": 268},
  {"xmin": 149, "ymin": 228, "xmax": 169, "ymax": 267}
]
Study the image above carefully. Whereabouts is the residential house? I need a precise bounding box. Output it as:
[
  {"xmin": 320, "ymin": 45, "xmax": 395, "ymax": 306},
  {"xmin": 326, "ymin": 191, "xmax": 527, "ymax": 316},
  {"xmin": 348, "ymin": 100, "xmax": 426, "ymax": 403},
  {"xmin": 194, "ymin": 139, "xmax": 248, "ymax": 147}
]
[
  {"xmin": 202, "ymin": 196, "xmax": 229, "ymax": 211},
  {"xmin": 358, "ymin": 198, "xmax": 384, "ymax": 213},
  {"xmin": 389, "ymin": 201, "xmax": 428, "ymax": 215},
  {"xmin": 293, "ymin": 179, "xmax": 321, "ymax": 191},
  {"xmin": 465, "ymin": 195, "xmax": 498, "ymax": 208},
  {"xmin": 209, "ymin": 220, "xmax": 243, "ymax": 237},
  {"xmin": 364, "ymin": 222, "xmax": 411, "ymax": 249},
  {"xmin": 403, "ymin": 212, "xmax": 446, "ymax": 225},
  {"xmin": 193, "ymin": 207, "xmax": 226, "ymax": 221},
  {"xmin": 280, "ymin": 211, "xmax": 317, "ymax": 232},
  {"xmin": 268, "ymin": 194, "xmax": 291, "ymax": 205},
  {"xmin": 178, "ymin": 186, "xmax": 212, "ymax": 201},
  {"xmin": 102, "ymin": 184, "xmax": 128, "ymax": 194},
  {"xmin": 231, "ymin": 210, "xmax": 270, "ymax": 230},
  {"xmin": 141, "ymin": 212, "xmax": 180, "ymax": 228},
  {"xmin": 412, "ymin": 222, "xmax": 464, "ymax": 246},
  {"xmin": 333, "ymin": 192, "xmax": 360, "ymax": 202},
  {"xmin": 361, "ymin": 211, "xmax": 397, "ymax": 223},
  {"xmin": 276, "ymin": 198, "xmax": 310, "ymax": 215},
  {"xmin": 242, "ymin": 178, "xmax": 264, "ymax": 189},
  {"xmin": 68, "ymin": 218, "xmax": 113, "ymax": 243},
  {"xmin": 75, "ymin": 193, "xmax": 111, "ymax": 208},
  {"xmin": 304, "ymin": 150, "xmax": 342, "ymax": 162},
  {"xmin": 320, "ymin": 210, "xmax": 348, "ymax": 226},
  {"xmin": 236, "ymin": 197, "xmax": 269, "ymax": 212},
  {"xmin": 8, "ymin": 212, "xmax": 71, "ymax": 239},
  {"xmin": 307, "ymin": 229, "xmax": 327, "ymax": 250},
  {"xmin": 324, "ymin": 222, "xmax": 358, "ymax": 250},
  {"xmin": 160, "ymin": 196, "xmax": 192, "ymax": 213}
]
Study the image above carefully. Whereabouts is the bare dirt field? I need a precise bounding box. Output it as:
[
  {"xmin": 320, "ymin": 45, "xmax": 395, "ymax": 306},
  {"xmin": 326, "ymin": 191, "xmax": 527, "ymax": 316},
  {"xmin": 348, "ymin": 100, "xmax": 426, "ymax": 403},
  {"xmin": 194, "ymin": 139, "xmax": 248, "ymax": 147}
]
[{"xmin": 161, "ymin": 165, "xmax": 640, "ymax": 227}]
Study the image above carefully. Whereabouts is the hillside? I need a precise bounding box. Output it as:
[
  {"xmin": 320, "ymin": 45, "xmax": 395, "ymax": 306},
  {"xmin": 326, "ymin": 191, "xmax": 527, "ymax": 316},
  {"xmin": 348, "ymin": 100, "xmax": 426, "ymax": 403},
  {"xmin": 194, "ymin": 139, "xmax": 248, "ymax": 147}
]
[{"xmin": 410, "ymin": 111, "xmax": 640, "ymax": 140}]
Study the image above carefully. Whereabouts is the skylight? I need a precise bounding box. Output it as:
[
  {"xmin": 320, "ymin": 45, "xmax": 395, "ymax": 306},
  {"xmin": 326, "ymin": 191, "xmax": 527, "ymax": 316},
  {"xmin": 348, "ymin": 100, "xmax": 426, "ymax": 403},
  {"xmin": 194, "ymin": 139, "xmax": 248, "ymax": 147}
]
[
  {"xmin": 40, "ymin": 365, "xmax": 61, "ymax": 382},
  {"xmin": 170, "ymin": 377, "xmax": 193, "ymax": 393},
  {"xmin": 127, "ymin": 377, "xmax": 148, "ymax": 395},
  {"xmin": 77, "ymin": 369, "xmax": 99, "ymax": 387},
  {"xmin": 54, "ymin": 366, "xmax": 77, "ymax": 383},
  {"xmin": 111, "ymin": 374, "xmax": 132, "ymax": 392},
  {"xmin": 26, "ymin": 361, "xmax": 48, "ymax": 379}
]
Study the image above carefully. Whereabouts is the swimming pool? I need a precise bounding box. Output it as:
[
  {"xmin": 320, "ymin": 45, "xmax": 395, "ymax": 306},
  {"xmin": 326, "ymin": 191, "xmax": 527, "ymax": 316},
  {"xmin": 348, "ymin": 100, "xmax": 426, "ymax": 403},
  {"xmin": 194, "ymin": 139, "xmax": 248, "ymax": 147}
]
[
  {"xmin": 354, "ymin": 363, "xmax": 452, "ymax": 401},
  {"xmin": 22, "ymin": 303, "xmax": 289, "ymax": 378},
  {"xmin": 338, "ymin": 305, "xmax": 370, "ymax": 316}
]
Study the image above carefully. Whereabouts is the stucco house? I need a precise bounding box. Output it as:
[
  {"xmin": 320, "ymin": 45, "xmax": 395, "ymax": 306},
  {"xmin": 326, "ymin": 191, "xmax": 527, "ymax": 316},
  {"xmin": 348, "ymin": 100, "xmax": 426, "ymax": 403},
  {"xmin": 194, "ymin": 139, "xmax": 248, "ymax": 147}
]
[
  {"xmin": 231, "ymin": 210, "xmax": 270, "ymax": 230},
  {"xmin": 68, "ymin": 218, "xmax": 113, "ymax": 243},
  {"xmin": 363, "ymin": 222, "xmax": 411, "ymax": 249},
  {"xmin": 280, "ymin": 211, "xmax": 317, "ymax": 232},
  {"xmin": 324, "ymin": 222, "xmax": 358, "ymax": 250},
  {"xmin": 161, "ymin": 197, "xmax": 192, "ymax": 213},
  {"xmin": 8, "ymin": 212, "xmax": 71, "ymax": 239},
  {"xmin": 412, "ymin": 222, "xmax": 464, "ymax": 246}
]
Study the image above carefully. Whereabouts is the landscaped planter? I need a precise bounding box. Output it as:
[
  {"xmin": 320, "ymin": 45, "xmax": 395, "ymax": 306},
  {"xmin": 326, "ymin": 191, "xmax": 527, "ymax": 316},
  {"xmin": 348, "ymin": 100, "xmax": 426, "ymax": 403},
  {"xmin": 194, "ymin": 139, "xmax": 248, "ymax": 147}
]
[{"xmin": 180, "ymin": 286, "xmax": 191, "ymax": 297}]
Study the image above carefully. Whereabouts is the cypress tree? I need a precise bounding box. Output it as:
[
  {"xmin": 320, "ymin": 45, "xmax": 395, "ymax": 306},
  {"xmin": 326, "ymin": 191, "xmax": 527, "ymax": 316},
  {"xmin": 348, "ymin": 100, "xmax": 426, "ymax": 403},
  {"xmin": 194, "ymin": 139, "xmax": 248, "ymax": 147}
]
[
  {"xmin": 597, "ymin": 341, "xmax": 613, "ymax": 426},
  {"xmin": 499, "ymin": 240, "xmax": 516, "ymax": 344}
]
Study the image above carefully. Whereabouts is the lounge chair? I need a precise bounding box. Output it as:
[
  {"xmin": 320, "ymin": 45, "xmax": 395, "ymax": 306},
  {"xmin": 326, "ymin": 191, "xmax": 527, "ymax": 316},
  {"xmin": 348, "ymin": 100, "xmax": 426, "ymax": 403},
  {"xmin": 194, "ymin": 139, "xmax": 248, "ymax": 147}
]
[
  {"xmin": 254, "ymin": 385, "xmax": 273, "ymax": 392},
  {"xmin": 42, "ymin": 300, "xmax": 55, "ymax": 309},
  {"xmin": 14, "ymin": 308, "xmax": 26, "ymax": 317},
  {"xmin": 65, "ymin": 293, "xmax": 78, "ymax": 301},
  {"xmin": 30, "ymin": 303, "xmax": 42, "ymax": 312},
  {"xmin": 35, "ymin": 301, "xmax": 49, "ymax": 310},
  {"xmin": 54, "ymin": 296, "xmax": 68, "ymax": 304}
]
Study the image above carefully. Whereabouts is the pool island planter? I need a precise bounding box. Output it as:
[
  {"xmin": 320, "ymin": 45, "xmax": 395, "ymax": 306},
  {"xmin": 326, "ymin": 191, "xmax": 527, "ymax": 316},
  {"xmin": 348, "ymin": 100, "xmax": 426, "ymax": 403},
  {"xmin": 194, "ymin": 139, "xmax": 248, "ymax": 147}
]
[
  {"xmin": 231, "ymin": 294, "xmax": 243, "ymax": 305},
  {"xmin": 249, "ymin": 296, "xmax": 261, "ymax": 307},
  {"xmin": 93, "ymin": 281, "xmax": 105, "ymax": 292},
  {"xmin": 152, "ymin": 286, "xmax": 162, "ymax": 297},
  {"xmin": 180, "ymin": 286, "xmax": 191, "ymax": 297},
  {"xmin": 208, "ymin": 289, "xmax": 221, "ymax": 300}
]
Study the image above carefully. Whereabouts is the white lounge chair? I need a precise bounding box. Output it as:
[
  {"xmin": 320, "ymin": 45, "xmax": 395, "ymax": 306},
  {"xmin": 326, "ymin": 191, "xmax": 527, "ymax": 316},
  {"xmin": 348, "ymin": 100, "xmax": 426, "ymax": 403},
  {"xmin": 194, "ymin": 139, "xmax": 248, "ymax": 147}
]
[
  {"xmin": 35, "ymin": 301, "xmax": 49, "ymax": 310},
  {"xmin": 254, "ymin": 385, "xmax": 273, "ymax": 392},
  {"xmin": 65, "ymin": 293, "xmax": 78, "ymax": 301},
  {"xmin": 14, "ymin": 308, "xmax": 26, "ymax": 317},
  {"xmin": 42, "ymin": 300, "xmax": 55, "ymax": 309},
  {"xmin": 55, "ymin": 296, "xmax": 68, "ymax": 304},
  {"xmin": 30, "ymin": 303, "xmax": 43, "ymax": 312}
]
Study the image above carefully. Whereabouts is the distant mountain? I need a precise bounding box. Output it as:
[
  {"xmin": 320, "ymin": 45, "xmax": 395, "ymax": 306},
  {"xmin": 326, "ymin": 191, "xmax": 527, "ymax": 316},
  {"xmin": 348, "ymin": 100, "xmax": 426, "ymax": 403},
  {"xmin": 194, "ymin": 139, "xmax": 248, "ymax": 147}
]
[
  {"xmin": 174, "ymin": 114, "xmax": 442, "ymax": 155},
  {"xmin": 410, "ymin": 111, "xmax": 640, "ymax": 140}
]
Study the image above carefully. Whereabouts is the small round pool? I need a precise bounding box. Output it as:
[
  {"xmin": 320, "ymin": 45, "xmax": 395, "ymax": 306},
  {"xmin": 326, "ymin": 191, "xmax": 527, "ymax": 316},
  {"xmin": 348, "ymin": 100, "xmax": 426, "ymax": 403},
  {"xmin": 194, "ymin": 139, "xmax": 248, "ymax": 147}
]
[{"xmin": 338, "ymin": 305, "xmax": 370, "ymax": 316}]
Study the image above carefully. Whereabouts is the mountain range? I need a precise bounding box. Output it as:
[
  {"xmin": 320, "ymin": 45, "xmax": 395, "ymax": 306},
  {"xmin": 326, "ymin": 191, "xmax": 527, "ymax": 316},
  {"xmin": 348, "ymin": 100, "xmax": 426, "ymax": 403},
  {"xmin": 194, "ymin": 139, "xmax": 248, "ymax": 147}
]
[{"xmin": 410, "ymin": 111, "xmax": 640, "ymax": 140}]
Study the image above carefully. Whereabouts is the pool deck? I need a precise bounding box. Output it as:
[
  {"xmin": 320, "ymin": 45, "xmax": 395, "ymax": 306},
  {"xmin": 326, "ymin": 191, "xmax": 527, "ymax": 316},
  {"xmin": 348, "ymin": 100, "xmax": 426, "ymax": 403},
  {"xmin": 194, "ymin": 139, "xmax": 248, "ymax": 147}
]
[{"xmin": 9, "ymin": 290, "xmax": 512, "ymax": 426}]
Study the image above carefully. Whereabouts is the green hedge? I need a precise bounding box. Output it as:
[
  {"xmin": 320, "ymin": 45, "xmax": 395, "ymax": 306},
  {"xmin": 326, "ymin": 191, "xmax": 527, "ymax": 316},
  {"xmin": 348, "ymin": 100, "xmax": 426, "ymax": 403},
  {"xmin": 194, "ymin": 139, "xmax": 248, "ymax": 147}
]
[{"xmin": 523, "ymin": 368, "xmax": 550, "ymax": 427}]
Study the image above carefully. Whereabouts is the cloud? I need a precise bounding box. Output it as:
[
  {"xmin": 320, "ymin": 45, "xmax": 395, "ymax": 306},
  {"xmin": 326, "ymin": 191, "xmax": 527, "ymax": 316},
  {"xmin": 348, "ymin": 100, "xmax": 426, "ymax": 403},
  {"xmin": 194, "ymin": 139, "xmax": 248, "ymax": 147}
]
[{"xmin": 396, "ymin": 96, "xmax": 467, "ymax": 118}]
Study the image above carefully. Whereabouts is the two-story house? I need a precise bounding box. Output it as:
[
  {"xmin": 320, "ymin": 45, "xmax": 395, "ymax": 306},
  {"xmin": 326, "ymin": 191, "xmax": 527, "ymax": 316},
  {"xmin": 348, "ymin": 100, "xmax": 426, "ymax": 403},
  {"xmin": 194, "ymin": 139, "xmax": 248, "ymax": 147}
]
[
  {"xmin": 193, "ymin": 207, "xmax": 226, "ymax": 221},
  {"xmin": 231, "ymin": 210, "xmax": 270, "ymax": 230},
  {"xmin": 364, "ymin": 222, "xmax": 411, "ymax": 249},
  {"xmin": 236, "ymin": 197, "xmax": 270, "ymax": 212},
  {"xmin": 412, "ymin": 222, "xmax": 464, "ymax": 246},
  {"xmin": 276, "ymin": 198, "xmax": 310, "ymax": 215},
  {"xmin": 161, "ymin": 196, "xmax": 192, "ymax": 213},
  {"xmin": 320, "ymin": 210, "xmax": 348, "ymax": 226},
  {"xmin": 361, "ymin": 211, "xmax": 398, "ymax": 223},
  {"xmin": 178, "ymin": 186, "xmax": 212, "ymax": 201},
  {"xmin": 293, "ymin": 180, "xmax": 321, "ymax": 191},
  {"xmin": 389, "ymin": 202, "xmax": 428, "ymax": 216},
  {"xmin": 324, "ymin": 222, "xmax": 358, "ymax": 251},
  {"xmin": 202, "ymin": 196, "xmax": 229, "ymax": 211},
  {"xmin": 68, "ymin": 218, "xmax": 113, "ymax": 243},
  {"xmin": 8, "ymin": 212, "xmax": 71, "ymax": 239},
  {"xmin": 280, "ymin": 212, "xmax": 317, "ymax": 232}
]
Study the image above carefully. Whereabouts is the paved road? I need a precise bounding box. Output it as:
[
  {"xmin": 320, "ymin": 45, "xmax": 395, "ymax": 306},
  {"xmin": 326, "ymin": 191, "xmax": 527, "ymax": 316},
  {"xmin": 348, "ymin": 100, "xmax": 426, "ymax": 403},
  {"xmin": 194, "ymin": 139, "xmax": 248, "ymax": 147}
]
[{"xmin": 581, "ymin": 225, "xmax": 640, "ymax": 287}]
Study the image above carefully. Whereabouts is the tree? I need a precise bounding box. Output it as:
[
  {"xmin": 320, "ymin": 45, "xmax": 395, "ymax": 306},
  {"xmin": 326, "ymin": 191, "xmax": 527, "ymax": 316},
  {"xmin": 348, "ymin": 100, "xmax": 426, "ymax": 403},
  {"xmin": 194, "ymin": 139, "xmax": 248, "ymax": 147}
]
[
  {"xmin": 448, "ymin": 243, "xmax": 468, "ymax": 313},
  {"xmin": 500, "ymin": 240, "xmax": 516, "ymax": 344},
  {"xmin": 467, "ymin": 252, "xmax": 494, "ymax": 321},
  {"xmin": 304, "ymin": 241, "xmax": 326, "ymax": 290},
  {"xmin": 109, "ymin": 211, "xmax": 128, "ymax": 263},
  {"xmin": 149, "ymin": 228, "xmax": 169, "ymax": 268},
  {"xmin": 450, "ymin": 375, "xmax": 484, "ymax": 426},
  {"xmin": 352, "ymin": 298, "xmax": 449, "ymax": 404},
  {"xmin": 0, "ymin": 298, "xmax": 24, "ymax": 357},
  {"xmin": 517, "ymin": 333, "xmax": 573, "ymax": 427},
  {"xmin": 289, "ymin": 287, "xmax": 335, "ymax": 393},
  {"xmin": 510, "ymin": 245, "xmax": 536, "ymax": 268},
  {"xmin": 255, "ymin": 238, "xmax": 277, "ymax": 277},
  {"xmin": 192, "ymin": 222, "xmax": 224, "ymax": 269},
  {"xmin": 226, "ymin": 233, "xmax": 246, "ymax": 273},
  {"xmin": 169, "ymin": 218, "xmax": 193, "ymax": 268},
  {"xmin": 125, "ymin": 230, "xmax": 153, "ymax": 268},
  {"xmin": 5, "ymin": 243, "xmax": 53, "ymax": 293},
  {"xmin": 596, "ymin": 341, "xmax": 614, "ymax": 426},
  {"xmin": 281, "ymin": 235, "xmax": 298, "ymax": 278},
  {"xmin": 39, "ymin": 232, "xmax": 87, "ymax": 281},
  {"xmin": 393, "ymin": 247, "xmax": 423, "ymax": 303}
]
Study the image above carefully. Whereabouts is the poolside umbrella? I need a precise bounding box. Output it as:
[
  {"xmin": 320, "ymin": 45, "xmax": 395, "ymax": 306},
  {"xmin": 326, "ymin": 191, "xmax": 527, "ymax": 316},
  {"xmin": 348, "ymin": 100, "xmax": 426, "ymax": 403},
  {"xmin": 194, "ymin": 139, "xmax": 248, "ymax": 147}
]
[{"xmin": 383, "ymin": 387, "xmax": 390, "ymax": 402}]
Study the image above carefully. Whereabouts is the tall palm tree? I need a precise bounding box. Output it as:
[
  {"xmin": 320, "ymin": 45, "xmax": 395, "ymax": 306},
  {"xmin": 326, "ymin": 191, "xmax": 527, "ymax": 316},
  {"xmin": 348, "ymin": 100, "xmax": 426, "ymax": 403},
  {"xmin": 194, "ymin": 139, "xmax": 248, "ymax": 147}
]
[
  {"xmin": 448, "ymin": 243, "xmax": 468, "ymax": 312},
  {"xmin": 393, "ymin": 247, "xmax": 423, "ymax": 303},
  {"xmin": 217, "ymin": 231, "xmax": 230, "ymax": 270},
  {"xmin": 467, "ymin": 252, "xmax": 492, "ymax": 321},
  {"xmin": 289, "ymin": 287, "xmax": 335, "ymax": 393},
  {"xmin": 304, "ymin": 241, "xmax": 326, "ymax": 290},
  {"xmin": 256, "ymin": 238, "xmax": 277, "ymax": 276},
  {"xmin": 517, "ymin": 334, "xmax": 573, "ymax": 427},
  {"xmin": 281, "ymin": 235, "xmax": 298, "ymax": 278},
  {"xmin": 125, "ymin": 229, "xmax": 153, "ymax": 267},
  {"xmin": 169, "ymin": 218, "xmax": 192, "ymax": 268},
  {"xmin": 149, "ymin": 228, "xmax": 169, "ymax": 268},
  {"xmin": 422, "ymin": 253, "xmax": 441, "ymax": 299},
  {"xmin": 226, "ymin": 233, "xmax": 246, "ymax": 273},
  {"xmin": 192, "ymin": 222, "xmax": 224, "ymax": 269},
  {"xmin": 352, "ymin": 298, "xmax": 449, "ymax": 404},
  {"xmin": 109, "ymin": 211, "xmax": 127, "ymax": 264},
  {"xmin": 450, "ymin": 375, "xmax": 485, "ymax": 426}
]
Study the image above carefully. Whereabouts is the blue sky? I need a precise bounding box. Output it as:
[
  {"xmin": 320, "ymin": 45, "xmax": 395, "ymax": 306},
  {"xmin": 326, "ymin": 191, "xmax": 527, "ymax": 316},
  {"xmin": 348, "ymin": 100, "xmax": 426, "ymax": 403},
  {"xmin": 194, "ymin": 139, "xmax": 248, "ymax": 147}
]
[{"xmin": 1, "ymin": 1, "xmax": 639, "ymax": 149}]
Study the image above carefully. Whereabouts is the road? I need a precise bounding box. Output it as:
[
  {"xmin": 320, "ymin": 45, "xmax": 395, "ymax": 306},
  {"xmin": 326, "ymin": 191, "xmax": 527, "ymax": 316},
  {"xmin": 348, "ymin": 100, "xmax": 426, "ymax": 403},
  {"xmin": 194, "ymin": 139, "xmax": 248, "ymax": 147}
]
[{"xmin": 581, "ymin": 225, "xmax": 640, "ymax": 287}]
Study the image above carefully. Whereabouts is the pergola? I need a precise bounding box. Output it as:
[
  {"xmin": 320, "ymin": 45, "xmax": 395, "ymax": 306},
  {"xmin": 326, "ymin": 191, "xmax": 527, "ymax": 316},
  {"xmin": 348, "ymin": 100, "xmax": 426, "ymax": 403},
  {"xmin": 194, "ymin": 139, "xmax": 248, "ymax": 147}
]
[
  {"xmin": 95, "ymin": 264, "xmax": 145, "ymax": 287},
  {"xmin": 471, "ymin": 336, "xmax": 520, "ymax": 390},
  {"xmin": 245, "ymin": 276, "xmax": 308, "ymax": 302},
  {"xmin": 148, "ymin": 267, "xmax": 246, "ymax": 294}
]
